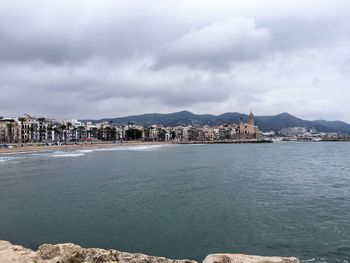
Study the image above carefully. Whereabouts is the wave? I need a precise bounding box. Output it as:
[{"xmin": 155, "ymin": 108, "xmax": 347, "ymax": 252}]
[
  {"xmin": 51, "ymin": 152, "xmax": 86, "ymax": 157},
  {"xmin": 49, "ymin": 145, "xmax": 166, "ymax": 157},
  {"xmin": 0, "ymin": 156, "xmax": 23, "ymax": 164},
  {"xmin": 78, "ymin": 149, "xmax": 95, "ymax": 153},
  {"xmin": 49, "ymin": 145, "xmax": 167, "ymax": 157},
  {"xmin": 93, "ymin": 144, "xmax": 172, "ymax": 152},
  {"xmin": 1, "ymin": 144, "xmax": 173, "ymax": 161},
  {"xmin": 30, "ymin": 152, "xmax": 52, "ymax": 156}
]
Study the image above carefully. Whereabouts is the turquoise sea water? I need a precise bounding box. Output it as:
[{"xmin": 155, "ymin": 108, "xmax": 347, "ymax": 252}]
[{"xmin": 0, "ymin": 142, "xmax": 349, "ymax": 262}]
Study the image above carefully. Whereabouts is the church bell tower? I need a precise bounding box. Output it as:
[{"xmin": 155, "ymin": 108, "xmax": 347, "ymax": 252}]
[{"xmin": 248, "ymin": 110, "xmax": 254, "ymax": 126}]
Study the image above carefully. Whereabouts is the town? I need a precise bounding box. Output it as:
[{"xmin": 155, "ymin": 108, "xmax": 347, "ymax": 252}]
[{"xmin": 0, "ymin": 111, "xmax": 346, "ymax": 145}]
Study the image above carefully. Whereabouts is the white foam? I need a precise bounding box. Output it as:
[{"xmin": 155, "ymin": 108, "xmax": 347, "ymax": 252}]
[
  {"xmin": 1, "ymin": 144, "xmax": 173, "ymax": 161},
  {"xmin": 130, "ymin": 145, "xmax": 163, "ymax": 151},
  {"xmin": 304, "ymin": 258, "xmax": 316, "ymax": 262},
  {"xmin": 51, "ymin": 153, "xmax": 85, "ymax": 157},
  {"xmin": 0, "ymin": 156, "xmax": 23, "ymax": 164},
  {"xmin": 93, "ymin": 144, "xmax": 171, "ymax": 152},
  {"xmin": 78, "ymin": 149, "xmax": 95, "ymax": 153},
  {"xmin": 30, "ymin": 152, "xmax": 51, "ymax": 156}
]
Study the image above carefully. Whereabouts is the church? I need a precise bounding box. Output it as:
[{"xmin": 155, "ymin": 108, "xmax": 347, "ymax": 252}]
[{"xmin": 238, "ymin": 111, "xmax": 260, "ymax": 139}]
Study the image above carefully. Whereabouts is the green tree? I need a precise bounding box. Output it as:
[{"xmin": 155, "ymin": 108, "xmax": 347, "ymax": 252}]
[
  {"xmin": 143, "ymin": 127, "xmax": 151, "ymax": 141},
  {"xmin": 6, "ymin": 122, "xmax": 14, "ymax": 143},
  {"xmin": 60, "ymin": 124, "xmax": 67, "ymax": 141},
  {"xmin": 157, "ymin": 128, "xmax": 166, "ymax": 141},
  {"xmin": 110, "ymin": 127, "xmax": 117, "ymax": 141},
  {"xmin": 97, "ymin": 127, "xmax": 104, "ymax": 140},
  {"xmin": 125, "ymin": 128, "xmax": 142, "ymax": 140},
  {"xmin": 18, "ymin": 117, "xmax": 26, "ymax": 124},
  {"xmin": 18, "ymin": 117, "xmax": 27, "ymax": 142},
  {"xmin": 54, "ymin": 127, "xmax": 61, "ymax": 142},
  {"xmin": 104, "ymin": 126, "xmax": 113, "ymax": 141},
  {"xmin": 90, "ymin": 127, "xmax": 98, "ymax": 139},
  {"xmin": 77, "ymin": 126, "xmax": 85, "ymax": 140}
]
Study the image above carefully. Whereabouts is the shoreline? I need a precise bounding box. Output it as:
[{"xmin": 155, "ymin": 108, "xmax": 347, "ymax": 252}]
[
  {"xmin": 3, "ymin": 138, "xmax": 348, "ymax": 155},
  {"xmin": 0, "ymin": 140, "xmax": 269, "ymax": 154},
  {"xmin": 0, "ymin": 240, "xmax": 299, "ymax": 263},
  {"xmin": 0, "ymin": 141, "xmax": 171, "ymax": 155}
]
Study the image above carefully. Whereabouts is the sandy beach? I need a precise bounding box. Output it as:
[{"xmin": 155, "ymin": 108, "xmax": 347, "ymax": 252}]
[{"xmin": 0, "ymin": 141, "xmax": 171, "ymax": 154}]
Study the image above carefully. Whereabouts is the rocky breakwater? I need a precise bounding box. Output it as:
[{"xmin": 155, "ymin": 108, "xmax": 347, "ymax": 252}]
[{"xmin": 0, "ymin": 240, "xmax": 299, "ymax": 263}]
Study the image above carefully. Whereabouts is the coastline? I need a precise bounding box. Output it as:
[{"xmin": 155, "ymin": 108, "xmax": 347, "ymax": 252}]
[
  {"xmin": 0, "ymin": 141, "xmax": 171, "ymax": 155},
  {"xmin": 0, "ymin": 140, "xmax": 269, "ymax": 154},
  {"xmin": 0, "ymin": 240, "xmax": 299, "ymax": 263}
]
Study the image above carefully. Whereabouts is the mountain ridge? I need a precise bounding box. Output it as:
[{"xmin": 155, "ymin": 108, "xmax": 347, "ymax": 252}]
[{"xmin": 82, "ymin": 111, "xmax": 350, "ymax": 134}]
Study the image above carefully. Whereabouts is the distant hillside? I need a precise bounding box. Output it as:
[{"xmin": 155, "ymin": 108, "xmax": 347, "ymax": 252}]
[{"xmin": 83, "ymin": 111, "xmax": 350, "ymax": 134}]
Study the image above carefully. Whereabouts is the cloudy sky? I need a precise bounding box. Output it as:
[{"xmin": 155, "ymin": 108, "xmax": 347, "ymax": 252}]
[{"xmin": 1, "ymin": 0, "xmax": 350, "ymax": 121}]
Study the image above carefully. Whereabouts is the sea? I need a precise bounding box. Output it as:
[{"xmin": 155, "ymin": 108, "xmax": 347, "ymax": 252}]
[{"xmin": 0, "ymin": 142, "xmax": 349, "ymax": 263}]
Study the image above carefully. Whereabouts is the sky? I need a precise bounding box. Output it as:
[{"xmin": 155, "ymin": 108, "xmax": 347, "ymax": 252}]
[{"xmin": 0, "ymin": 0, "xmax": 350, "ymax": 121}]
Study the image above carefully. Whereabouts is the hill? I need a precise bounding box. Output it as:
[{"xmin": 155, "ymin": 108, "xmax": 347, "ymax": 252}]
[{"xmin": 83, "ymin": 111, "xmax": 350, "ymax": 134}]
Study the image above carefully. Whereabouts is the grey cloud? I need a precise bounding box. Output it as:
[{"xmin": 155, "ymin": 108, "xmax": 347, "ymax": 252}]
[
  {"xmin": 0, "ymin": 61, "xmax": 231, "ymax": 108},
  {"xmin": 155, "ymin": 17, "xmax": 272, "ymax": 69},
  {"xmin": 0, "ymin": 0, "xmax": 350, "ymax": 121}
]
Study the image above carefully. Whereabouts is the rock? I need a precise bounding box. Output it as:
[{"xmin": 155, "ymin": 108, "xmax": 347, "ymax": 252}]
[
  {"xmin": 0, "ymin": 240, "xmax": 198, "ymax": 263},
  {"xmin": 0, "ymin": 240, "xmax": 299, "ymax": 263},
  {"xmin": 0, "ymin": 240, "xmax": 42, "ymax": 263},
  {"xmin": 38, "ymin": 244, "xmax": 61, "ymax": 259},
  {"xmin": 83, "ymin": 248, "xmax": 119, "ymax": 262},
  {"xmin": 38, "ymin": 243, "xmax": 84, "ymax": 263},
  {"xmin": 203, "ymin": 254, "xmax": 299, "ymax": 263}
]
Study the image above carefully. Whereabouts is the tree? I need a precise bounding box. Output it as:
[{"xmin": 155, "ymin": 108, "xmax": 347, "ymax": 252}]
[
  {"xmin": 18, "ymin": 117, "xmax": 26, "ymax": 124},
  {"xmin": 109, "ymin": 127, "xmax": 117, "ymax": 141},
  {"xmin": 60, "ymin": 124, "xmax": 67, "ymax": 141},
  {"xmin": 143, "ymin": 127, "xmax": 151, "ymax": 141},
  {"xmin": 54, "ymin": 127, "xmax": 61, "ymax": 142},
  {"xmin": 18, "ymin": 117, "xmax": 27, "ymax": 142},
  {"xmin": 104, "ymin": 126, "xmax": 113, "ymax": 141},
  {"xmin": 77, "ymin": 126, "xmax": 85, "ymax": 140},
  {"xmin": 6, "ymin": 122, "xmax": 14, "ymax": 143},
  {"xmin": 157, "ymin": 128, "xmax": 166, "ymax": 141},
  {"xmin": 97, "ymin": 127, "xmax": 104, "ymax": 140},
  {"xmin": 72, "ymin": 127, "xmax": 77, "ymax": 142},
  {"xmin": 90, "ymin": 127, "xmax": 98, "ymax": 139},
  {"xmin": 125, "ymin": 128, "xmax": 142, "ymax": 140},
  {"xmin": 30, "ymin": 123, "xmax": 38, "ymax": 142}
]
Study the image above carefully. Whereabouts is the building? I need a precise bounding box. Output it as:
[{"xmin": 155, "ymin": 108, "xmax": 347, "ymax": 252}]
[
  {"xmin": 279, "ymin": 127, "xmax": 307, "ymax": 137},
  {"xmin": 238, "ymin": 111, "xmax": 259, "ymax": 139},
  {"xmin": 0, "ymin": 119, "xmax": 21, "ymax": 143}
]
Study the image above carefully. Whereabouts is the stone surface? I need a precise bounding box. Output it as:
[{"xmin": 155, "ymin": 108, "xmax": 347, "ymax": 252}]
[
  {"xmin": 0, "ymin": 240, "xmax": 299, "ymax": 263},
  {"xmin": 203, "ymin": 254, "xmax": 299, "ymax": 263},
  {"xmin": 0, "ymin": 240, "xmax": 197, "ymax": 263},
  {"xmin": 0, "ymin": 240, "xmax": 41, "ymax": 263}
]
